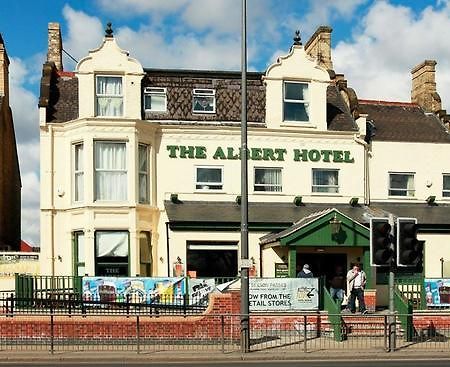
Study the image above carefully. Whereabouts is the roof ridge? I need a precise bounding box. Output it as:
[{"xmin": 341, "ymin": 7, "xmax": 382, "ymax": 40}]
[{"xmin": 358, "ymin": 99, "xmax": 418, "ymax": 107}]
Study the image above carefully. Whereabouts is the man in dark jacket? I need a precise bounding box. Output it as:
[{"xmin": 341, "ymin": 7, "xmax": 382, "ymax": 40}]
[{"xmin": 297, "ymin": 264, "xmax": 314, "ymax": 278}]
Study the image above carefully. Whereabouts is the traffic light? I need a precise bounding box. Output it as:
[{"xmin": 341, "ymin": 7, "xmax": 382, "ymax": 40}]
[
  {"xmin": 370, "ymin": 218, "xmax": 394, "ymax": 266},
  {"xmin": 397, "ymin": 218, "xmax": 423, "ymax": 267}
]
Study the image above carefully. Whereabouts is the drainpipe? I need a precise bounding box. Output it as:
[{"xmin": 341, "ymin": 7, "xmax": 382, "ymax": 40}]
[
  {"xmin": 353, "ymin": 135, "xmax": 370, "ymax": 205},
  {"xmin": 165, "ymin": 222, "xmax": 170, "ymax": 276},
  {"xmin": 49, "ymin": 124, "xmax": 55, "ymax": 279}
]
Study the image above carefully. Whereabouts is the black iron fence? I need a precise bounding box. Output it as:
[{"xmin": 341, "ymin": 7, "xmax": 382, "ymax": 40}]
[{"xmin": 0, "ymin": 293, "xmax": 208, "ymax": 316}]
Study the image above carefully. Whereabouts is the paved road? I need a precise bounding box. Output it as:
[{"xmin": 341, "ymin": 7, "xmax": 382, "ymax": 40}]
[{"xmin": 1, "ymin": 360, "xmax": 450, "ymax": 367}]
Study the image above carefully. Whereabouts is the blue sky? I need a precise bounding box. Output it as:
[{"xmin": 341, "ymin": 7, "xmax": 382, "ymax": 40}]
[{"xmin": 1, "ymin": 0, "xmax": 450, "ymax": 245}]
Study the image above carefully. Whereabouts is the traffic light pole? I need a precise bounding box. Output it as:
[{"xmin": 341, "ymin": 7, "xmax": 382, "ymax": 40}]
[{"xmin": 388, "ymin": 214, "xmax": 396, "ymax": 352}]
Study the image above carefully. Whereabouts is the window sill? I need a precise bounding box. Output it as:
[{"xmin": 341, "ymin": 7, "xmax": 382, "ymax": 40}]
[
  {"xmin": 281, "ymin": 122, "xmax": 316, "ymax": 128},
  {"xmin": 310, "ymin": 193, "xmax": 342, "ymax": 197}
]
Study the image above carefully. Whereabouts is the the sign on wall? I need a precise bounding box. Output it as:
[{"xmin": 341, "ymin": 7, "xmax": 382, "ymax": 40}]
[
  {"xmin": 274, "ymin": 263, "xmax": 289, "ymax": 278},
  {"xmin": 249, "ymin": 278, "xmax": 319, "ymax": 311},
  {"xmin": 166, "ymin": 145, "xmax": 355, "ymax": 163}
]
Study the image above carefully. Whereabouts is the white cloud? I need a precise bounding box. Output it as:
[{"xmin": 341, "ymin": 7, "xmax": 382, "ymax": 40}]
[
  {"xmin": 96, "ymin": 0, "xmax": 188, "ymax": 15},
  {"xmin": 62, "ymin": 5, "xmax": 104, "ymax": 67},
  {"xmin": 333, "ymin": 1, "xmax": 450, "ymax": 110}
]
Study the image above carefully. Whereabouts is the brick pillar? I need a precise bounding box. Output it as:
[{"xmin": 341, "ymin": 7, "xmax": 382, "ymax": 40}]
[
  {"xmin": 47, "ymin": 22, "xmax": 63, "ymax": 71},
  {"xmin": 411, "ymin": 60, "xmax": 441, "ymax": 113},
  {"xmin": 305, "ymin": 26, "xmax": 333, "ymax": 70}
]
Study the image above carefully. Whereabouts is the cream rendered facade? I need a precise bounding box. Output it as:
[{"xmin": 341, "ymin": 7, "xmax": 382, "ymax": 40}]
[
  {"xmin": 39, "ymin": 31, "xmax": 367, "ymax": 277},
  {"xmin": 39, "ymin": 24, "xmax": 450, "ymax": 291}
]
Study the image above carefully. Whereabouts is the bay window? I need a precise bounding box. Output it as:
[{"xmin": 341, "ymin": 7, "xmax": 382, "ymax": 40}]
[
  {"xmin": 95, "ymin": 231, "xmax": 129, "ymax": 276},
  {"xmin": 73, "ymin": 143, "xmax": 84, "ymax": 202},
  {"xmin": 96, "ymin": 76, "xmax": 123, "ymax": 117},
  {"xmin": 138, "ymin": 144, "xmax": 149, "ymax": 204},
  {"xmin": 94, "ymin": 141, "xmax": 127, "ymax": 201}
]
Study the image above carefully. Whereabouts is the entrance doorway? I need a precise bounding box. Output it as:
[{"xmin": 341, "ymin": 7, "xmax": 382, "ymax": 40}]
[{"xmin": 297, "ymin": 253, "xmax": 347, "ymax": 287}]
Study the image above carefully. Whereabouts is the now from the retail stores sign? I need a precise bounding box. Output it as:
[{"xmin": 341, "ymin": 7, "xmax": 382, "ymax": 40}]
[{"xmin": 249, "ymin": 278, "xmax": 319, "ymax": 311}]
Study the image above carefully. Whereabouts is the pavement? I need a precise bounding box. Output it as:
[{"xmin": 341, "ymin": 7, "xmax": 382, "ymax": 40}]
[{"xmin": 0, "ymin": 348, "xmax": 449, "ymax": 363}]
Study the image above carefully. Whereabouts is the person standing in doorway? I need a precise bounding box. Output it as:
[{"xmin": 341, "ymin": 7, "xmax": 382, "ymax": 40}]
[
  {"xmin": 330, "ymin": 266, "xmax": 345, "ymax": 305},
  {"xmin": 346, "ymin": 264, "xmax": 368, "ymax": 314},
  {"xmin": 297, "ymin": 264, "xmax": 313, "ymax": 278}
]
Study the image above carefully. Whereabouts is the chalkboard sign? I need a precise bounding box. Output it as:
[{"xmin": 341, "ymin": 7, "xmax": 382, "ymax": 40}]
[{"xmin": 275, "ymin": 263, "xmax": 289, "ymax": 278}]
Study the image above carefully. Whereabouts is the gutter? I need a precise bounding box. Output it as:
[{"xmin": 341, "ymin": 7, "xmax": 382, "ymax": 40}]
[{"xmin": 353, "ymin": 134, "xmax": 370, "ymax": 205}]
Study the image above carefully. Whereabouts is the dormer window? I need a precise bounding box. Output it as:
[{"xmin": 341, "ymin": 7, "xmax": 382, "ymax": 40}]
[
  {"xmin": 283, "ymin": 81, "xmax": 309, "ymax": 122},
  {"xmin": 193, "ymin": 89, "xmax": 215, "ymax": 113},
  {"xmin": 96, "ymin": 76, "xmax": 123, "ymax": 117},
  {"xmin": 144, "ymin": 87, "xmax": 167, "ymax": 112}
]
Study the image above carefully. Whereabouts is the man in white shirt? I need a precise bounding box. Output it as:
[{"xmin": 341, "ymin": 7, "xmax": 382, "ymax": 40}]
[{"xmin": 346, "ymin": 264, "xmax": 368, "ymax": 314}]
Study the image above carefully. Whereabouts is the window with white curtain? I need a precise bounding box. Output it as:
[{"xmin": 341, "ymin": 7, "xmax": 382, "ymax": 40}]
[
  {"xmin": 94, "ymin": 141, "xmax": 127, "ymax": 201},
  {"xmin": 73, "ymin": 143, "xmax": 84, "ymax": 202},
  {"xmin": 312, "ymin": 169, "xmax": 339, "ymax": 193},
  {"xmin": 73, "ymin": 231, "xmax": 85, "ymax": 276},
  {"xmin": 95, "ymin": 231, "xmax": 129, "ymax": 276},
  {"xmin": 444, "ymin": 174, "xmax": 450, "ymax": 198},
  {"xmin": 283, "ymin": 81, "xmax": 309, "ymax": 122},
  {"xmin": 195, "ymin": 166, "xmax": 223, "ymax": 190},
  {"xmin": 389, "ymin": 173, "xmax": 415, "ymax": 197},
  {"xmin": 138, "ymin": 144, "xmax": 149, "ymax": 204},
  {"xmin": 254, "ymin": 167, "xmax": 282, "ymax": 192},
  {"xmin": 96, "ymin": 76, "xmax": 123, "ymax": 117}
]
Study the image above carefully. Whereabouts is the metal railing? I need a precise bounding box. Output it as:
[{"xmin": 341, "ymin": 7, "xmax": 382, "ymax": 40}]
[
  {"xmin": 394, "ymin": 275, "xmax": 425, "ymax": 310},
  {"xmin": 0, "ymin": 293, "xmax": 208, "ymax": 316},
  {"xmin": 0, "ymin": 312, "xmax": 448, "ymax": 353}
]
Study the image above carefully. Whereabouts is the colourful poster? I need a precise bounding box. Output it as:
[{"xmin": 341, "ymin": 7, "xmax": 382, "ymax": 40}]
[
  {"xmin": 249, "ymin": 278, "xmax": 319, "ymax": 311},
  {"xmin": 424, "ymin": 278, "xmax": 450, "ymax": 307},
  {"xmin": 82, "ymin": 277, "xmax": 186, "ymax": 305}
]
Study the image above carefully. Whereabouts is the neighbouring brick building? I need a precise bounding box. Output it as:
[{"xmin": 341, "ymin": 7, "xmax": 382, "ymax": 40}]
[
  {"xmin": 0, "ymin": 33, "xmax": 21, "ymax": 251},
  {"xmin": 38, "ymin": 22, "xmax": 450, "ymax": 307}
]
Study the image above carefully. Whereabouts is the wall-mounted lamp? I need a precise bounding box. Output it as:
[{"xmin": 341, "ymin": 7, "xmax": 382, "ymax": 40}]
[
  {"xmin": 349, "ymin": 197, "xmax": 359, "ymax": 207},
  {"xmin": 236, "ymin": 195, "xmax": 242, "ymax": 205},
  {"xmin": 426, "ymin": 195, "xmax": 436, "ymax": 205},
  {"xmin": 329, "ymin": 213, "xmax": 342, "ymax": 235},
  {"xmin": 293, "ymin": 196, "xmax": 303, "ymax": 206}
]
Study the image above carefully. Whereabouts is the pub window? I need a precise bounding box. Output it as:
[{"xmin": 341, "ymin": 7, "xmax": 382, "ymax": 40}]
[
  {"xmin": 195, "ymin": 166, "xmax": 223, "ymax": 190},
  {"xmin": 95, "ymin": 231, "xmax": 129, "ymax": 276},
  {"xmin": 139, "ymin": 231, "xmax": 152, "ymax": 277},
  {"xmin": 73, "ymin": 142, "xmax": 84, "ymax": 202},
  {"xmin": 94, "ymin": 141, "xmax": 127, "ymax": 201},
  {"xmin": 138, "ymin": 144, "xmax": 150, "ymax": 204},
  {"xmin": 73, "ymin": 231, "xmax": 85, "ymax": 276},
  {"xmin": 443, "ymin": 174, "xmax": 450, "ymax": 198},
  {"xmin": 144, "ymin": 87, "xmax": 167, "ymax": 112},
  {"xmin": 254, "ymin": 167, "xmax": 282, "ymax": 192},
  {"xmin": 312, "ymin": 169, "xmax": 339, "ymax": 193},
  {"xmin": 96, "ymin": 76, "xmax": 123, "ymax": 117},
  {"xmin": 283, "ymin": 81, "xmax": 309, "ymax": 122},
  {"xmin": 389, "ymin": 172, "xmax": 415, "ymax": 197},
  {"xmin": 193, "ymin": 89, "xmax": 215, "ymax": 113}
]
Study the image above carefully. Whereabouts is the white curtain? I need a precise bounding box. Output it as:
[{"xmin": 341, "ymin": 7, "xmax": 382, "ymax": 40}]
[
  {"xmin": 406, "ymin": 175, "xmax": 415, "ymax": 196},
  {"xmin": 95, "ymin": 142, "xmax": 127, "ymax": 201},
  {"xmin": 258, "ymin": 169, "xmax": 281, "ymax": 191},
  {"xmin": 96, "ymin": 231, "xmax": 129, "ymax": 257},
  {"xmin": 138, "ymin": 145, "xmax": 149, "ymax": 203},
  {"xmin": 96, "ymin": 77, "xmax": 123, "ymax": 116},
  {"xmin": 74, "ymin": 144, "xmax": 84, "ymax": 201}
]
